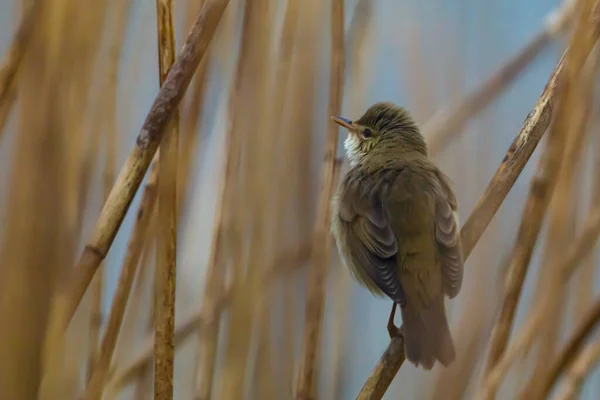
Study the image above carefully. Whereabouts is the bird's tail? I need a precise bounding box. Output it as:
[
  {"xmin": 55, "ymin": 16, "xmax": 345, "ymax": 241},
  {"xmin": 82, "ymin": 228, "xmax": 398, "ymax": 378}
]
[{"xmin": 400, "ymin": 295, "xmax": 455, "ymax": 370}]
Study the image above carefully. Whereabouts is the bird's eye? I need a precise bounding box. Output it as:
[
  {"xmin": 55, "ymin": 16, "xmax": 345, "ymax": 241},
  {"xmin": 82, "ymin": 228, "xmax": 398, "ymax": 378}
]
[{"xmin": 362, "ymin": 128, "xmax": 372, "ymax": 138}]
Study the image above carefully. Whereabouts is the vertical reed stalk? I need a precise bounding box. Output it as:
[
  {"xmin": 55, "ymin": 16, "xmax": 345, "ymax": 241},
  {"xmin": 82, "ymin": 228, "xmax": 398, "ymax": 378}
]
[{"xmin": 295, "ymin": 0, "xmax": 345, "ymax": 398}]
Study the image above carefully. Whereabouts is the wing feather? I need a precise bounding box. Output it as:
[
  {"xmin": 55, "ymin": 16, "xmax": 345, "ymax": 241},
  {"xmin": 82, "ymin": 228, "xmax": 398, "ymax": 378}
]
[
  {"xmin": 336, "ymin": 169, "xmax": 406, "ymax": 305},
  {"xmin": 433, "ymin": 172, "xmax": 464, "ymax": 298}
]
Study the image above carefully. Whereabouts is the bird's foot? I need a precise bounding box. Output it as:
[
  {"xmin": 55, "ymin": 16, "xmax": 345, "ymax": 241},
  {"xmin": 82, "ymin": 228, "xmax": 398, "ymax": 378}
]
[{"xmin": 386, "ymin": 302, "xmax": 404, "ymax": 339}]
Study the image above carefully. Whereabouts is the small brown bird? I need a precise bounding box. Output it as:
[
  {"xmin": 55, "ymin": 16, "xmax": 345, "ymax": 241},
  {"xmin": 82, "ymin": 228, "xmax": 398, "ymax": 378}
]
[{"xmin": 330, "ymin": 102, "xmax": 463, "ymax": 370}]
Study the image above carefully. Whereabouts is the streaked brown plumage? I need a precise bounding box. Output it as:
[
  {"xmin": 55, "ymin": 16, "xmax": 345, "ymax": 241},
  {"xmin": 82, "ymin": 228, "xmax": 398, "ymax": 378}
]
[{"xmin": 330, "ymin": 102, "xmax": 463, "ymax": 370}]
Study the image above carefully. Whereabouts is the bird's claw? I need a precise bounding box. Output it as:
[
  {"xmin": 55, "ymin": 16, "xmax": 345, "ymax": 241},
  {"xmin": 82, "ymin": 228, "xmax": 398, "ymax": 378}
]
[{"xmin": 386, "ymin": 302, "xmax": 404, "ymax": 339}]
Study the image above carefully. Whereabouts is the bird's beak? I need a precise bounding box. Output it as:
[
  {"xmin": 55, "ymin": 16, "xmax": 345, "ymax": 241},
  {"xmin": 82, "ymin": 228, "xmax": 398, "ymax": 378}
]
[{"xmin": 330, "ymin": 116, "xmax": 355, "ymax": 132}]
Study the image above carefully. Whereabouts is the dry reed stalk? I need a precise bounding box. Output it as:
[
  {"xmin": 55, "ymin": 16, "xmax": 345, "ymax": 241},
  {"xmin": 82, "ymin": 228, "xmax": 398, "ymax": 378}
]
[
  {"xmin": 176, "ymin": 0, "xmax": 209, "ymax": 214},
  {"xmin": 522, "ymin": 2, "xmax": 599, "ymax": 396},
  {"xmin": 81, "ymin": 5, "xmax": 134, "ymax": 375},
  {"xmin": 191, "ymin": 2, "xmax": 251, "ymax": 397},
  {"xmin": 0, "ymin": 78, "xmax": 15, "ymax": 136},
  {"xmin": 41, "ymin": 0, "xmax": 114, "ymax": 395},
  {"xmin": 431, "ymin": 255, "xmax": 511, "ymax": 400},
  {"xmin": 481, "ymin": 2, "xmax": 599, "ymax": 391},
  {"xmin": 476, "ymin": 203, "xmax": 600, "ymax": 399},
  {"xmin": 521, "ymin": 296, "xmax": 600, "ymax": 400},
  {"xmin": 86, "ymin": 0, "xmax": 131, "ymax": 378},
  {"xmin": 82, "ymin": 161, "xmax": 159, "ymax": 400},
  {"xmin": 131, "ymin": 230, "xmax": 158, "ymax": 400},
  {"xmin": 573, "ymin": 112, "xmax": 600, "ymax": 321},
  {"xmin": 154, "ymin": 0, "xmax": 179, "ymax": 398},
  {"xmin": 0, "ymin": 2, "xmax": 39, "ymax": 138},
  {"xmin": 106, "ymin": 243, "xmax": 311, "ymax": 393},
  {"xmin": 215, "ymin": 0, "xmax": 278, "ymax": 397},
  {"xmin": 424, "ymin": 0, "xmax": 574, "ymax": 152},
  {"xmin": 0, "ymin": 1, "xmax": 72, "ymax": 397},
  {"xmin": 402, "ymin": 4, "xmax": 434, "ymax": 122},
  {"xmin": 268, "ymin": 4, "xmax": 306, "ymax": 394},
  {"xmin": 61, "ymin": 0, "xmax": 231, "ymax": 330},
  {"xmin": 191, "ymin": 25, "xmax": 244, "ymax": 400},
  {"xmin": 327, "ymin": 3, "xmax": 373, "ymax": 398},
  {"xmin": 294, "ymin": 1, "xmax": 345, "ymax": 399},
  {"xmin": 355, "ymin": 11, "xmax": 600, "ymax": 399},
  {"xmin": 552, "ymin": 336, "xmax": 600, "ymax": 400}
]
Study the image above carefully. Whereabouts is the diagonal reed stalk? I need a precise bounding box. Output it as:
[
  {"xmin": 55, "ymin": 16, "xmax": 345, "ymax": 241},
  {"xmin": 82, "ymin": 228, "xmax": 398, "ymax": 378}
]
[
  {"xmin": 191, "ymin": 25, "xmax": 241, "ymax": 400},
  {"xmin": 355, "ymin": 8, "xmax": 600, "ymax": 399},
  {"xmin": 106, "ymin": 244, "xmax": 311, "ymax": 394},
  {"xmin": 522, "ymin": 295, "xmax": 600, "ymax": 400},
  {"xmin": 82, "ymin": 161, "xmax": 159, "ymax": 400},
  {"xmin": 215, "ymin": 0, "xmax": 277, "ymax": 397},
  {"xmin": 86, "ymin": 0, "xmax": 132, "ymax": 381},
  {"xmin": 476, "ymin": 203, "xmax": 600, "ymax": 399},
  {"xmin": 518, "ymin": 1, "xmax": 600, "ymax": 398},
  {"xmin": 424, "ymin": 0, "xmax": 575, "ymax": 153},
  {"xmin": 191, "ymin": 3, "xmax": 246, "ymax": 398},
  {"xmin": 60, "ymin": 0, "xmax": 231, "ymax": 332},
  {"xmin": 552, "ymin": 336, "xmax": 600, "ymax": 400},
  {"xmin": 294, "ymin": 0, "xmax": 345, "ymax": 398},
  {"xmin": 0, "ymin": 2, "xmax": 40, "ymax": 139},
  {"xmin": 481, "ymin": 0, "xmax": 600, "ymax": 394}
]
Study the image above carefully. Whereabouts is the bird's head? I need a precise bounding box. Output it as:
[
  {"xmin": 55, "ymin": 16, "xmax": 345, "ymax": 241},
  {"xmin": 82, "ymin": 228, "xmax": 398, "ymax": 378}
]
[{"xmin": 331, "ymin": 102, "xmax": 427, "ymax": 167}]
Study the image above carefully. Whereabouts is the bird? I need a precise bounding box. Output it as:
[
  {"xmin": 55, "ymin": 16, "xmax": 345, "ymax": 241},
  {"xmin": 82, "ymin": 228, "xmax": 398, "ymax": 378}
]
[{"xmin": 330, "ymin": 102, "xmax": 463, "ymax": 370}]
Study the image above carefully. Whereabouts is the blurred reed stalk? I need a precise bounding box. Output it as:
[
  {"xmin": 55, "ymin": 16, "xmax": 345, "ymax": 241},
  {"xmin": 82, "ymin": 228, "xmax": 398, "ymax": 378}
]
[
  {"xmin": 430, "ymin": 255, "xmax": 511, "ymax": 400},
  {"xmin": 424, "ymin": 0, "xmax": 575, "ymax": 153},
  {"xmin": 518, "ymin": 1, "xmax": 599, "ymax": 398},
  {"xmin": 476, "ymin": 203, "xmax": 600, "ymax": 399},
  {"xmin": 105, "ymin": 244, "xmax": 311, "ymax": 394},
  {"xmin": 191, "ymin": 5, "xmax": 245, "ymax": 398},
  {"xmin": 214, "ymin": 0, "xmax": 278, "ymax": 397},
  {"xmin": 553, "ymin": 336, "xmax": 600, "ymax": 400},
  {"xmin": 0, "ymin": 2, "xmax": 39, "ymax": 137},
  {"xmin": 522, "ymin": 296, "xmax": 600, "ymax": 400},
  {"xmin": 481, "ymin": 1, "xmax": 600, "ymax": 396},
  {"xmin": 326, "ymin": 1, "xmax": 374, "ymax": 398},
  {"xmin": 355, "ymin": 6, "xmax": 600, "ymax": 398},
  {"xmin": 294, "ymin": 0, "xmax": 344, "ymax": 398},
  {"xmin": 60, "ymin": 0, "xmax": 230, "ymax": 332},
  {"xmin": 573, "ymin": 111, "xmax": 600, "ymax": 320},
  {"xmin": 86, "ymin": 0, "xmax": 132, "ymax": 383},
  {"xmin": 0, "ymin": 0, "xmax": 108, "ymax": 397}
]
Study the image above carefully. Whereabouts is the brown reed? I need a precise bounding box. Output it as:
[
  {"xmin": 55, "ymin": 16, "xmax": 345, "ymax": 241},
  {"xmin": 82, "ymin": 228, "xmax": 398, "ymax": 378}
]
[
  {"xmin": 355, "ymin": 8, "xmax": 600, "ymax": 398},
  {"xmin": 482, "ymin": 1, "xmax": 600, "ymax": 393},
  {"xmin": 61, "ymin": 0, "xmax": 231, "ymax": 331},
  {"xmin": 294, "ymin": 1, "xmax": 345, "ymax": 398},
  {"xmin": 154, "ymin": 0, "xmax": 179, "ymax": 398}
]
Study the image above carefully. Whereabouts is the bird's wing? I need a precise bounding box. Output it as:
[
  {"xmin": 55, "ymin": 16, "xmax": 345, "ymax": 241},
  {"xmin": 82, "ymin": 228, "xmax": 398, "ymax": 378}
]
[
  {"xmin": 338, "ymin": 169, "xmax": 406, "ymax": 305},
  {"xmin": 433, "ymin": 171, "xmax": 464, "ymax": 298}
]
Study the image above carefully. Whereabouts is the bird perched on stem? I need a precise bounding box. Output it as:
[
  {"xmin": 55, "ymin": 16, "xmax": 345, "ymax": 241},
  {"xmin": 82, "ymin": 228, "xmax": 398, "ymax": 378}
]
[{"xmin": 330, "ymin": 102, "xmax": 463, "ymax": 370}]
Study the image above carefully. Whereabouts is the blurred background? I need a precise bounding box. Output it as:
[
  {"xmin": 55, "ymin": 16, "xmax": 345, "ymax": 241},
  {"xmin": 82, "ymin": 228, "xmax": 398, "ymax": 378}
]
[{"xmin": 1, "ymin": 0, "xmax": 600, "ymax": 399}]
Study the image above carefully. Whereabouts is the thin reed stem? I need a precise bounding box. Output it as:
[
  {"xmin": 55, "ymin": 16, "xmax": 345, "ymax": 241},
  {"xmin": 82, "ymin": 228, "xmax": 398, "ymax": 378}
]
[
  {"xmin": 481, "ymin": 2, "xmax": 600, "ymax": 393},
  {"xmin": 294, "ymin": 0, "xmax": 345, "ymax": 398},
  {"xmin": 0, "ymin": 2, "xmax": 39, "ymax": 139},
  {"xmin": 355, "ymin": 8, "xmax": 600, "ymax": 397},
  {"xmin": 61, "ymin": 0, "xmax": 230, "ymax": 331},
  {"xmin": 522, "ymin": 296, "xmax": 600, "ymax": 400},
  {"xmin": 553, "ymin": 336, "xmax": 600, "ymax": 400},
  {"xmin": 425, "ymin": 0, "xmax": 574, "ymax": 153},
  {"xmin": 154, "ymin": 0, "xmax": 179, "ymax": 398},
  {"xmin": 476, "ymin": 204, "xmax": 600, "ymax": 399},
  {"xmin": 82, "ymin": 160, "xmax": 159, "ymax": 400},
  {"xmin": 106, "ymin": 244, "xmax": 311, "ymax": 394}
]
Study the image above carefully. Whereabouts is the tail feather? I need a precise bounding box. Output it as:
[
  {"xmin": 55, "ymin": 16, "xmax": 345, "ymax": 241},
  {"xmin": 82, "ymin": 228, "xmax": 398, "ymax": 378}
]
[{"xmin": 400, "ymin": 296, "xmax": 455, "ymax": 370}]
